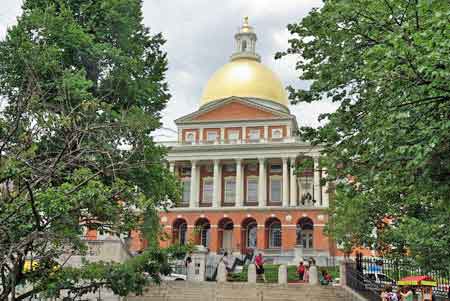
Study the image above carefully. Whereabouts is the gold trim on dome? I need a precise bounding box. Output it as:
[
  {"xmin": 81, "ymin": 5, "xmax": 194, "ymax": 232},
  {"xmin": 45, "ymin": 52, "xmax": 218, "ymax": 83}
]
[{"xmin": 200, "ymin": 58, "xmax": 288, "ymax": 108}]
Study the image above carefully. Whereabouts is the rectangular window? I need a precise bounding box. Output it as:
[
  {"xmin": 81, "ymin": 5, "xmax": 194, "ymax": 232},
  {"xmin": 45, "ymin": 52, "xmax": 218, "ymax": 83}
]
[
  {"xmin": 247, "ymin": 177, "xmax": 258, "ymax": 202},
  {"xmin": 181, "ymin": 179, "xmax": 190, "ymax": 204},
  {"xmin": 206, "ymin": 131, "xmax": 218, "ymax": 143},
  {"xmin": 248, "ymin": 129, "xmax": 261, "ymax": 141},
  {"xmin": 224, "ymin": 177, "xmax": 236, "ymax": 203},
  {"xmin": 223, "ymin": 164, "xmax": 236, "ymax": 173},
  {"xmin": 228, "ymin": 130, "xmax": 239, "ymax": 142},
  {"xmin": 270, "ymin": 164, "xmax": 282, "ymax": 173},
  {"xmin": 271, "ymin": 128, "xmax": 283, "ymax": 139},
  {"xmin": 202, "ymin": 178, "xmax": 213, "ymax": 203},
  {"xmin": 270, "ymin": 177, "xmax": 282, "ymax": 202}
]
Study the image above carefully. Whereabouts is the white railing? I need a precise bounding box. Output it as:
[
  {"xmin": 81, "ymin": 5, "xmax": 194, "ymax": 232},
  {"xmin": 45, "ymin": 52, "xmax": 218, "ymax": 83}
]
[{"xmin": 159, "ymin": 137, "xmax": 303, "ymax": 147}]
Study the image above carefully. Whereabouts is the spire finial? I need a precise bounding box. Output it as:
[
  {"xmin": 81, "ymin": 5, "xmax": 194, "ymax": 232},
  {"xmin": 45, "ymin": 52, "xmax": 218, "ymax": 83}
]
[{"xmin": 243, "ymin": 16, "xmax": 249, "ymax": 26}]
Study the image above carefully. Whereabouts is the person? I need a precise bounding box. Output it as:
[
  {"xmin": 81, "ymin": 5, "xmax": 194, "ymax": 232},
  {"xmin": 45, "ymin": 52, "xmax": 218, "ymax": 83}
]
[
  {"xmin": 184, "ymin": 253, "xmax": 192, "ymax": 268},
  {"xmin": 400, "ymin": 286, "xmax": 413, "ymax": 301},
  {"xmin": 320, "ymin": 270, "xmax": 332, "ymax": 285},
  {"xmin": 254, "ymin": 252, "xmax": 266, "ymax": 282},
  {"xmin": 304, "ymin": 265, "xmax": 310, "ymax": 283},
  {"xmin": 297, "ymin": 262, "xmax": 305, "ymax": 281},
  {"xmin": 381, "ymin": 285, "xmax": 398, "ymax": 301}
]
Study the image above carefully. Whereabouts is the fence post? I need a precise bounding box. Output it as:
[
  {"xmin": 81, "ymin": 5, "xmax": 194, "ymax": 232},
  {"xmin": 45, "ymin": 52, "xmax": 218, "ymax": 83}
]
[
  {"xmin": 339, "ymin": 260, "xmax": 348, "ymax": 287},
  {"xmin": 248, "ymin": 264, "xmax": 257, "ymax": 283},
  {"xmin": 217, "ymin": 261, "xmax": 227, "ymax": 282},
  {"xmin": 278, "ymin": 265, "xmax": 287, "ymax": 285}
]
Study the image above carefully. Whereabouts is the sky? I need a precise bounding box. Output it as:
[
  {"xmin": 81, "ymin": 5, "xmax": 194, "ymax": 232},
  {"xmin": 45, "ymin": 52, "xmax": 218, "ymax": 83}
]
[{"xmin": 0, "ymin": 0, "xmax": 338, "ymax": 140}]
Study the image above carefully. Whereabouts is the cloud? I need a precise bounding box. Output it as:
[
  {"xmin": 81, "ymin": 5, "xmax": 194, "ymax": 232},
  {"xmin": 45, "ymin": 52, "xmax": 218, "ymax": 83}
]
[{"xmin": 0, "ymin": 0, "xmax": 332, "ymax": 132}]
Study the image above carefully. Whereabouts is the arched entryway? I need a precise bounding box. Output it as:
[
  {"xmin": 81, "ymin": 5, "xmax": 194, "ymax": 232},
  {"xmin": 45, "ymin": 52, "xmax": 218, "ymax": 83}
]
[
  {"xmin": 241, "ymin": 217, "xmax": 257, "ymax": 253},
  {"xmin": 218, "ymin": 218, "xmax": 234, "ymax": 253},
  {"xmin": 194, "ymin": 218, "xmax": 211, "ymax": 248},
  {"xmin": 265, "ymin": 217, "xmax": 282, "ymax": 249},
  {"xmin": 172, "ymin": 218, "xmax": 188, "ymax": 245},
  {"xmin": 296, "ymin": 217, "xmax": 314, "ymax": 249}
]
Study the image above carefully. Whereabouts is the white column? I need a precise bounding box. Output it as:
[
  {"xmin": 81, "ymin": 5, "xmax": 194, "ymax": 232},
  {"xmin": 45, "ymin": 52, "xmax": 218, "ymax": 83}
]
[
  {"xmin": 199, "ymin": 128, "xmax": 204, "ymax": 143},
  {"xmin": 322, "ymin": 167, "xmax": 329, "ymax": 208},
  {"xmin": 258, "ymin": 158, "xmax": 266, "ymax": 207},
  {"xmin": 235, "ymin": 159, "xmax": 243, "ymax": 207},
  {"xmin": 220, "ymin": 128, "xmax": 225, "ymax": 143},
  {"xmin": 190, "ymin": 160, "xmax": 197, "ymax": 208},
  {"xmin": 263, "ymin": 125, "xmax": 269, "ymax": 141},
  {"xmin": 169, "ymin": 161, "xmax": 175, "ymax": 173},
  {"xmin": 282, "ymin": 157, "xmax": 289, "ymax": 207},
  {"xmin": 213, "ymin": 160, "xmax": 220, "ymax": 208},
  {"xmin": 242, "ymin": 126, "xmax": 247, "ymax": 143},
  {"xmin": 313, "ymin": 156, "xmax": 322, "ymax": 206},
  {"xmin": 289, "ymin": 157, "xmax": 297, "ymax": 207}
]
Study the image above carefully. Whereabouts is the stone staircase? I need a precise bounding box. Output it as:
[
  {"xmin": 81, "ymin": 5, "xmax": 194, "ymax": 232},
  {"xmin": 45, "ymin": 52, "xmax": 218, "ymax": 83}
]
[{"xmin": 126, "ymin": 282, "xmax": 365, "ymax": 301}]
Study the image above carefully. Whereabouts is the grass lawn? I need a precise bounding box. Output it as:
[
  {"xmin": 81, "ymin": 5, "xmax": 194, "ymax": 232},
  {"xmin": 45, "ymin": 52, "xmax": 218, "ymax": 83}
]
[{"xmin": 228, "ymin": 264, "xmax": 340, "ymax": 283}]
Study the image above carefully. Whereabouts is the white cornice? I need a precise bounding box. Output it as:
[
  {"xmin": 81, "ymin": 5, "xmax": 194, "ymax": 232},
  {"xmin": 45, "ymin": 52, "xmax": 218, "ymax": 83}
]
[{"xmin": 163, "ymin": 206, "xmax": 328, "ymax": 213}]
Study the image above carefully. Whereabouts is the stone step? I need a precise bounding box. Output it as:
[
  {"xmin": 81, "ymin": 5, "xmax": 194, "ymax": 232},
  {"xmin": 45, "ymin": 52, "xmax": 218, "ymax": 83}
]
[{"xmin": 128, "ymin": 282, "xmax": 360, "ymax": 301}]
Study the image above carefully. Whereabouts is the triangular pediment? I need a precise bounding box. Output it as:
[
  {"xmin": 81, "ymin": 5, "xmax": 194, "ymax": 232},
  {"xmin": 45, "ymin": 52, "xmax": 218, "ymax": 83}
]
[{"xmin": 175, "ymin": 97, "xmax": 293, "ymax": 124}]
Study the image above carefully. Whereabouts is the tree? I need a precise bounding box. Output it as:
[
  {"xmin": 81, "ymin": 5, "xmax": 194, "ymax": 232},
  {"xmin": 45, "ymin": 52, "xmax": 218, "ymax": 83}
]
[
  {"xmin": 0, "ymin": 0, "xmax": 180, "ymax": 299},
  {"xmin": 277, "ymin": 0, "xmax": 450, "ymax": 269}
]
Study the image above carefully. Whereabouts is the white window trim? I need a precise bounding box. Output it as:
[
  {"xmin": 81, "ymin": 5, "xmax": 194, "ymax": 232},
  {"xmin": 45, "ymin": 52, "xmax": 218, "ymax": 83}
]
[
  {"xmin": 269, "ymin": 175, "xmax": 283, "ymax": 203},
  {"xmin": 246, "ymin": 176, "xmax": 259, "ymax": 202},
  {"xmin": 224, "ymin": 176, "xmax": 236, "ymax": 203},
  {"xmin": 202, "ymin": 177, "xmax": 213, "ymax": 203}
]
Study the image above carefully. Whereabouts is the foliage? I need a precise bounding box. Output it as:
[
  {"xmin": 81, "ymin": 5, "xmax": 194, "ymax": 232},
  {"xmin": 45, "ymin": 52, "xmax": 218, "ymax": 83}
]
[
  {"xmin": 0, "ymin": 0, "xmax": 180, "ymax": 299},
  {"xmin": 277, "ymin": 0, "xmax": 450, "ymax": 269}
]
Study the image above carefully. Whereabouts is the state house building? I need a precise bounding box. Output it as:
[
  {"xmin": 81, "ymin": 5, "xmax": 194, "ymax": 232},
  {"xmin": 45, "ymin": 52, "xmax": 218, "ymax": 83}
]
[{"xmin": 159, "ymin": 19, "xmax": 338, "ymax": 263}]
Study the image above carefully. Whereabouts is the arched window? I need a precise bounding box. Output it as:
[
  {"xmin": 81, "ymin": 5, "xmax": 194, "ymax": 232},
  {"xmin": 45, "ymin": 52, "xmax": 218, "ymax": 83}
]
[
  {"xmin": 241, "ymin": 40, "xmax": 247, "ymax": 52},
  {"xmin": 178, "ymin": 223, "xmax": 187, "ymax": 245},
  {"xmin": 269, "ymin": 222, "xmax": 282, "ymax": 248},
  {"xmin": 242, "ymin": 218, "xmax": 258, "ymax": 251},
  {"xmin": 218, "ymin": 218, "xmax": 234, "ymax": 252},
  {"xmin": 265, "ymin": 218, "xmax": 282, "ymax": 249},
  {"xmin": 247, "ymin": 222, "xmax": 257, "ymax": 249},
  {"xmin": 173, "ymin": 219, "xmax": 188, "ymax": 245},
  {"xmin": 195, "ymin": 218, "xmax": 211, "ymax": 248},
  {"xmin": 296, "ymin": 217, "xmax": 314, "ymax": 248}
]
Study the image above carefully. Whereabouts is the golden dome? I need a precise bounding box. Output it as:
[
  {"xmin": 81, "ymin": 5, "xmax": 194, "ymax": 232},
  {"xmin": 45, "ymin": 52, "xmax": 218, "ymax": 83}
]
[{"xmin": 200, "ymin": 58, "xmax": 288, "ymax": 107}]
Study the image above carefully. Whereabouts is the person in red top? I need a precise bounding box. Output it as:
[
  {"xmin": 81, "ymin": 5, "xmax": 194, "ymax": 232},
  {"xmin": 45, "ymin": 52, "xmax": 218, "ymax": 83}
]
[
  {"xmin": 297, "ymin": 262, "xmax": 305, "ymax": 281},
  {"xmin": 254, "ymin": 253, "xmax": 266, "ymax": 282}
]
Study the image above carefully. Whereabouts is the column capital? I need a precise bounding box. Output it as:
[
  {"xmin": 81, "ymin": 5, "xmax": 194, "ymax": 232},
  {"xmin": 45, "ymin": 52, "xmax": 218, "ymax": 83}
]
[
  {"xmin": 258, "ymin": 157, "xmax": 266, "ymax": 163},
  {"xmin": 213, "ymin": 159, "xmax": 220, "ymax": 165},
  {"xmin": 289, "ymin": 155, "xmax": 298, "ymax": 161},
  {"xmin": 191, "ymin": 160, "xmax": 198, "ymax": 165},
  {"xmin": 235, "ymin": 158, "xmax": 242, "ymax": 164},
  {"xmin": 282, "ymin": 157, "xmax": 289, "ymax": 163}
]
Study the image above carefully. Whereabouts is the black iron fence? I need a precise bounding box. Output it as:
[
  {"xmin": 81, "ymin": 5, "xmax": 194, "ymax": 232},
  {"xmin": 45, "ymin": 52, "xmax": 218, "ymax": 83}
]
[
  {"xmin": 355, "ymin": 254, "xmax": 450, "ymax": 298},
  {"xmin": 345, "ymin": 260, "xmax": 381, "ymax": 301}
]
